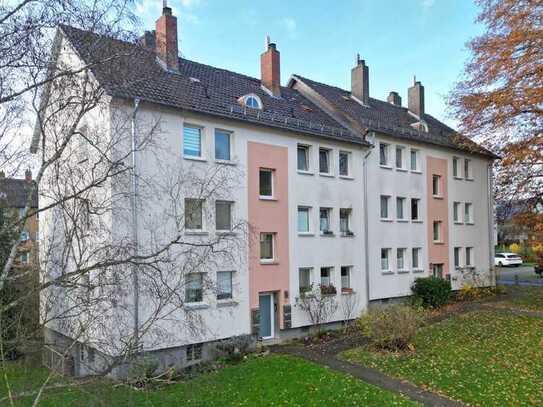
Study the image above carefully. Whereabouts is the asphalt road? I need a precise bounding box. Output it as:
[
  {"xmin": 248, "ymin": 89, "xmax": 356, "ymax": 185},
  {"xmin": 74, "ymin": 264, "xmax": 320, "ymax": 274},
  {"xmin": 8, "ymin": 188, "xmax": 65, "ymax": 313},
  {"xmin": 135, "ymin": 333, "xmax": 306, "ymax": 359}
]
[{"xmin": 496, "ymin": 265, "xmax": 541, "ymax": 285}]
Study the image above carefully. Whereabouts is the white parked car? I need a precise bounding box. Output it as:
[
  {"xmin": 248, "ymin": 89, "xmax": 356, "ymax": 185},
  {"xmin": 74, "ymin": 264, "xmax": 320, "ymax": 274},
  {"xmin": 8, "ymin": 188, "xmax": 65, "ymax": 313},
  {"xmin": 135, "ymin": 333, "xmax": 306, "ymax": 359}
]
[{"xmin": 494, "ymin": 253, "xmax": 523, "ymax": 267}]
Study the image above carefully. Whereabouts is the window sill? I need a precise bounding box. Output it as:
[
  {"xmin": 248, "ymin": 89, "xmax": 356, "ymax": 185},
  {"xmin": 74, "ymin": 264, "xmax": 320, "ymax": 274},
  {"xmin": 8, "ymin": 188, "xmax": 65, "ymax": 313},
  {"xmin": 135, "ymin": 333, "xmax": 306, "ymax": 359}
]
[
  {"xmin": 340, "ymin": 232, "xmax": 355, "ymax": 237},
  {"xmin": 396, "ymin": 219, "xmax": 409, "ymax": 223},
  {"xmin": 339, "ymin": 175, "xmax": 354, "ymax": 180},
  {"xmin": 432, "ymin": 195, "xmax": 444, "ymax": 200},
  {"xmin": 465, "ymin": 222, "xmax": 475, "ymax": 225},
  {"xmin": 217, "ymin": 299, "xmax": 238, "ymax": 307},
  {"xmin": 216, "ymin": 231, "xmax": 237, "ymax": 236},
  {"xmin": 320, "ymin": 232, "xmax": 335, "ymax": 237},
  {"xmin": 297, "ymin": 170, "xmax": 314, "ymax": 176},
  {"xmin": 413, "ymin": 268, "xmax": 425, "ymax": 273},
  {"xmin": 433, "ymin": 240, "xmax": 444, "ymax": 245},
  {"xmin": 454, "ymin": 221, "xmax": 463, "ymax": 225},
  {"xmin": 453, "ymin": 176, "xmax": 463, "ymax": 180},
  {"xmin": 298, "ymin": 232, "xmax": 315, "ymax": 237},
  {"xmin": 380, "ymin": 218, "xmax": 393, "ymax": 222},
  {"xmin": 465, "ymin": 177, "xmax": 474, "ymax": 182},
  {"xmin": 397, "ymin": 269, "xmax": 410, "ymax": 274},
  {"xmin": 381, "ymin": 270, "xmax": 394, "ymax": 275},
  {"xmin": 185, "ymin": 303, "xmax": 210, "ymax": 310},
  {"xmin": 215, "ymin": 159, "xmax": 237, "ymax": 166},
  {"xmin": 379, "ymin": 165, "xmax": 393, "ymax": 170},
  {"xmin": 184, "ymin": 155, "xmax": 207, "ymax": 162},
  {"xmin": 259, "ymin": 196, "xmax": 277, "ymax": 201},
  {"xmin": 185, "ymin": 230, "xmax": 209, "ymax": 236},
  {"xmin": 410, "ymin": 170, "xmax": 422, "ymax": 174},
  {"xmin": 396, "ymin": 167, "xmax": 408, "ymax": 172},
  {"xmin": 412, "ymin": 219, "xmax": 423, "ymax": 223},
  {"xmin": 319, "ymin": 173, "xmax": 335, "ymax": 178},
  {"xmin": 341, "ymin": 290, "xmax": 355, "ymax": 295},
  {"xmin": 260, "ymin": 260, "xmax": 279, "ymax": 265}
]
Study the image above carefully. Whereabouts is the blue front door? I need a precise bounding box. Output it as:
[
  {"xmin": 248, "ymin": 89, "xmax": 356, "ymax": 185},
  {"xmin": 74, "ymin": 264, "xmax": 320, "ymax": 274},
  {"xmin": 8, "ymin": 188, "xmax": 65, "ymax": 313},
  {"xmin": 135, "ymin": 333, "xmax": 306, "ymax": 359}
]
[{"xmin": 259, "ymin": 294, "xmax": 273, "ymax": 339}]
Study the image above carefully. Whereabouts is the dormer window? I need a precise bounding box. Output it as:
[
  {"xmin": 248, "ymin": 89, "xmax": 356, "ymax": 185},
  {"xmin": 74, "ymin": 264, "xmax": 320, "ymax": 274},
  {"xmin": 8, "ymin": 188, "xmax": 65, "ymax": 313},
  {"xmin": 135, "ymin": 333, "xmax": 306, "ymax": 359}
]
[{"xmin": 239, "ymin": 94, "xmax": 262, "ymax": 110}]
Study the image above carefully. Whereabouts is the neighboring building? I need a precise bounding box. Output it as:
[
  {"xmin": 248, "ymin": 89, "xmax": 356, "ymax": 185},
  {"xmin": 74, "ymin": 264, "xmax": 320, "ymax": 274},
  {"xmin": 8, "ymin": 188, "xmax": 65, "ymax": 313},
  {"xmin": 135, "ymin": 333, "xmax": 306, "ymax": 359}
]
[
  {"xmin": 34, "ymin": 6, "xmax": 497, "ymax": 376},
  {"xmin": 496, "ymin": 199, "xmax": 543, "ymax": 245}
]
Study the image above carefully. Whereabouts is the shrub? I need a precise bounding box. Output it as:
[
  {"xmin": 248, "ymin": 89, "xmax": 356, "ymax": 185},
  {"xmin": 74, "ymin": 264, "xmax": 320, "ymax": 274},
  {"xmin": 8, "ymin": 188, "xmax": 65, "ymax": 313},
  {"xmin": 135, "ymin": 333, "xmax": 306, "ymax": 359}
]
[
  {"xmin": 411, "ymin": 277, "xmax": 452, "ymax": 308},
  {"xmin": 357, "ymin": 305, "xmax": 426, "ymax": 351}
]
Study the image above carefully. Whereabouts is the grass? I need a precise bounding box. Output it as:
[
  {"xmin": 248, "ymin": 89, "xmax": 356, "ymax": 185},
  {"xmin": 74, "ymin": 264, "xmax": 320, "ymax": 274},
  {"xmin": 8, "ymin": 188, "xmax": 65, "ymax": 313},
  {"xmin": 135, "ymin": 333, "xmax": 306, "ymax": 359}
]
[
  {"xmin": 342, "ymin": 310, "xmax": 543, "ymax": 406},
  {"xmin": 1, "ymin": 354, "xmax": 417, "ymax": 406},
  {"xmin": 498, "ymin": 286, "xmax": 543, "ymax": 311}
]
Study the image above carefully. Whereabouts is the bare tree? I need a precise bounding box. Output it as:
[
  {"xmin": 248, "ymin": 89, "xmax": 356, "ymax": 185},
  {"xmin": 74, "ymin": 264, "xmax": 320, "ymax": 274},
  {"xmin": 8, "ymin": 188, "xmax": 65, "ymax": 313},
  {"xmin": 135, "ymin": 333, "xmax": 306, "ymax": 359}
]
[
  {"xmin": 340, "ymin": 293, "xmax": 359, "ymax": 332},
  {"xmin": 295, "ymin": 285, "xmax": 338, "ymax": 335},
  {"xmin": 0, "ymin": 1, "xmax": 248, "ymax": 404}
]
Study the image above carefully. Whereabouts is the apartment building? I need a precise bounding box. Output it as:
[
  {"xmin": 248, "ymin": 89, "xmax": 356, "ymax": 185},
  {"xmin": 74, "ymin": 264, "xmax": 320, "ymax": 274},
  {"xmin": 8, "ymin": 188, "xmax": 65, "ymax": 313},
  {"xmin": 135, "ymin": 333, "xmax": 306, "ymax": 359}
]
[{"xmin": 35, "ymin": 6, "xmax": 496, "ymax": 376}]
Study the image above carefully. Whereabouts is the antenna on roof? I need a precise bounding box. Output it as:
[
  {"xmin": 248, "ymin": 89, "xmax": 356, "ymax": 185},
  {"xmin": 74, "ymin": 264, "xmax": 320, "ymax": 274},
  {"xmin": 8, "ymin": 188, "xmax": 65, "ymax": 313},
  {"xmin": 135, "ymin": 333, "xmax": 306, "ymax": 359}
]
[
  {"xmin": 163, "ymin": 0, "xmax": 168, "ymax": 7},
  {"xmin": 356, "ymin": 53, "xmax": 360, "ymax": 65},
  {"xmin": 265, "ymin": 35, "xmax": 271, "ymax": 50},
  {"xmin": 413, "ymin": 75, "xmax": 417, "ymax": 85}
]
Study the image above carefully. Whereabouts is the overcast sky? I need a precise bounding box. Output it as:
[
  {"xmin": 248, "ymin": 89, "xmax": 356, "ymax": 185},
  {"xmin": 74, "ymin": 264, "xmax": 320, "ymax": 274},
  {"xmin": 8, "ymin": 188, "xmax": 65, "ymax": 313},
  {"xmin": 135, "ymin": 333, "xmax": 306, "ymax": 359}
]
[{"xmin": 136, "ymin": 0, "xmax": 483, "ymax": 128}]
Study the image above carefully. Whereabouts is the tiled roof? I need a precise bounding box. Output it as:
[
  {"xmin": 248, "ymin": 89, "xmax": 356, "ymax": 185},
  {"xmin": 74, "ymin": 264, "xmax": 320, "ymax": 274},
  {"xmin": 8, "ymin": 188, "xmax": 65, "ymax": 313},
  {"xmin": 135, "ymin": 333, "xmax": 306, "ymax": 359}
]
[
  {"xmin": 291, "ymin": 75, "xmax": 497, "ymax": 158},
  {"xmin": 59, "ymin": 25, "xmax": 365, "ymax": 145},
  {"xmin": 0, "ymin": 179, "xmax": 38, "ymax": 208}
]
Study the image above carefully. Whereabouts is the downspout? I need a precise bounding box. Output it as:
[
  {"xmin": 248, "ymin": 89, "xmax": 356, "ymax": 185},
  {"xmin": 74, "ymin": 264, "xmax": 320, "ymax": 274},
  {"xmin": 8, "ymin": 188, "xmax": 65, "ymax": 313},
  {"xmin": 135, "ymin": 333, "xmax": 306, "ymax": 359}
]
[
  {"xmin": 362, "ymin": 132, "xmax": 375, "ymax": 309},
  {"xmin": 131, "ymin": 98, "xmax": 141, "ymax": 351},
  {"xmin": 487, "ymin": 161, "xmax": 495, "ymax": 287}
]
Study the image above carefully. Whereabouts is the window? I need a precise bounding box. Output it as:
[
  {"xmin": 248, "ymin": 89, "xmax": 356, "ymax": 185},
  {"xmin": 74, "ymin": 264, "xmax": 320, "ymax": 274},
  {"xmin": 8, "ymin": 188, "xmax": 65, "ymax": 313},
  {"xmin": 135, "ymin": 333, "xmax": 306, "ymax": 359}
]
[
  {"xmin": 453, "ymin": 202, "xmax": 461, "ymax": 223},
  {"xmin": 410, "ymin": 149, "xmax": 419, "ymax": 171},
  {"xmin": 432, "ymin": 174, "xmax": 441, "ymax": 196},
  {"xmin": 319, "ymin": 148, "xmax": 331, "ymax": 174},
  {"xmin": 185, "ymin": 198, "xmax": 203, "ymax": 230},
  {"xmin": 217, "ymin": 271, "xmax": 233, "ymax": 300},
  {"xmin": 466, "ymin": 247, "xmax": 473, "ymax": 267},
  {"xmin": 396, "ymin": 197, "xmax": 406, "ymax": 220},
  {"xmin": 320, "ymin": 267, "xmax": 332, "ymax": 286},
  {"xmin": 260, "ymin": 233, "xmax": 274, "ymax": 261},
  {"xmin": 465, "ymin": 203, "xmax": 473, "ymax": 224},
  {"xmin": 379, "ymin": 143, "xmax": 389, "ymax": 166},
  {"xmin": 20, "ymin": 230, "xmax": 29, "ymax": 242},
  {"xmin": 454, "ymin": 247, "xmax": 461, "ymax": 268},
  {"xmin": 453, "ymin": 157, "xmax": 460, "ymax": 178},
  {"xmin": 341, "ymin": 266, "xmax": 351, "ymax": 290},
  {"xmin": 242, "ymin": 94, "xmax": 262, "ymax": 109},
  {"xmin": 381, "ymin": 248, "xmax": 391, "ymax": 271},
  {"xmin": 432, "ymin": 264, "xmax": 444, "ymax": 279},
  {"xmin": 214, "ymin": 129, "xmax": 231, "ymax": 161},
  {"xmin": 299, "ymin": 268, "xmax": 312, "ymax": 293},
  {"xmin": 433, "ymin": 221, "xmax": 442, "ymax": 242},
  {"xmin": 395, "ymin": 146, "xmax": 404, "ymax": 169},
  {"xmin": 186, "ymin": 343, "xmax": 203, "ymax": 361},
  {"xmin": 259, "ymin": 169, "xmax": 273, "ymax": 198},
  {"xmin": 215, "ymin": 201, "xmax": 232, "ymax": 231},
  {"xmin": 19, "ymin": 252, "xmax": 29, "ymax": 264},
  {"xmin": 319, "ymin": 208, "xmax": 332, "ymax": 234},
  {"xmin": 297, "ymin": 145, "xmax": 310, "ymax": 172},
  {"xmin": 397, "ymin": 248, "xmax": 407, "ymax": 270},
  {"xmin": 380, "ymin": 195, "xmax": 390, "ymax": 219},
  {"xmin": 339, "ymin": 151, "xmax": 350, "ymax": 176},
  {"xmin": 340, "ymin": 208, "xmax": 352, "ymax": 235},
  {"xmin": 183, "ymin": 125, "xmax": 202, "ymax": 158},
  {"xmin": 297, "ymin": 207, "xmax": 310, "ymax": 233},
  {"xmin": 412, "ymin": 248, "xmax": 421, "ymax": 270},
  {"xmin": 185, "ymin": 273, "xmax": 203, "ymax": 303},
  {"xmin": 464, "ymin": 159, "xmax": 472, "ymax": 180},
  {"xmin": 411, "ymin": 198, "xmax": 420, "ymax": 221}
]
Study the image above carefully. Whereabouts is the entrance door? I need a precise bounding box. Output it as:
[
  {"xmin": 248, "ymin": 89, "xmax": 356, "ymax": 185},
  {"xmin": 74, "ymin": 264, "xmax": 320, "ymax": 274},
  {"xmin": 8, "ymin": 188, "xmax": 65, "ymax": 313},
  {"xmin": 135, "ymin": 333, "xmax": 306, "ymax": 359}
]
[{"xmin": 259, "ymin": 294, "xmax": 274, "ymax": 340}]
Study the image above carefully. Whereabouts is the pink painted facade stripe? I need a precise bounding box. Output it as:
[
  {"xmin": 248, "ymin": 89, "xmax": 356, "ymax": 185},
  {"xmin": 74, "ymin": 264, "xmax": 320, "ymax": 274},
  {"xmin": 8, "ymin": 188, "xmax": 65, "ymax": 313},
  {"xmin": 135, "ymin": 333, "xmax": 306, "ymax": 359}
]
[
  {"xmin": 426, "ymin": 156, "xmax": 450, "ymax": 275},
  {"xmin": 247, "ymin": 141, "xmax": 290, "ymax": 328}
]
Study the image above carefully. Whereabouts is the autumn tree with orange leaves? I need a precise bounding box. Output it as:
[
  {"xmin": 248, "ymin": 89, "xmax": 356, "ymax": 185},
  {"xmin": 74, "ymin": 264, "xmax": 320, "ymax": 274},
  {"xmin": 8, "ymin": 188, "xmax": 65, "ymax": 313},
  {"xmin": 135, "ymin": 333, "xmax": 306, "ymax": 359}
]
[{"xmin": 450, "ymin": 0, "xmax": 543, "ymax": 247}]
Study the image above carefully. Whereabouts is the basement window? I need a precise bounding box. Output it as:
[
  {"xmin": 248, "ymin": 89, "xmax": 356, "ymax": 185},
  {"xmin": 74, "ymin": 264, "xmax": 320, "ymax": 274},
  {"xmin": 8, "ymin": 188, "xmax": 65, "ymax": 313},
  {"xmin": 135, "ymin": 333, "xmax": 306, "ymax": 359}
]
[{"xmin": 186, "ymin": 343, "xmax": 203, "ymax": 362}]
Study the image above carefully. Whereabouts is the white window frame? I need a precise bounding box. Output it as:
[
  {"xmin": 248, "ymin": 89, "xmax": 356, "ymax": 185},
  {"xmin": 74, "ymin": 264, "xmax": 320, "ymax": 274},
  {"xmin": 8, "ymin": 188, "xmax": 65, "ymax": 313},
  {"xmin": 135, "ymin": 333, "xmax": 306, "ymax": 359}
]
[
  {"xmin": 432, "ymin": 174, "xmax": 442, "ymax": 197},
  {"xmin": 340, "ymin": 208, "xmax": 353, "ymax": 235},
  {"xmin": 453, "ymin": 202, "xmax": 462, "ymax": 224},
  {"xmin": 454, "ymin": 247, "xmax": 462, "ymax": 269},
  {"xmin": 297, "ymin": 144, "xmax": 311, "ymax": 173},
  {"xmin": 319, "ymin": 147, "xmax": 333, "ymax": 176},
  {"xmin": 465, "ymin": 202, "xmax": 474, "ymax": 224},
  {"xmin": 464, "ymin": 159, "xmax": 473, "ymax": 180},
  {"xmin": 319, "ymin": 207, "xmax": 333, "ymax": 235},
  {"xmin": 379, "ymin": 143, "xmax": 390, "ymax": 167},
  {"xmin": 395, "ymin": 146, "xmax": 406, "ymax": 170},
  {"xmin": 320, "ymin": 266, "xmax": 333, "ymax": 287},
  {"xmin": 412, "ymin": 247, "xmax": 422, "ymax": 271},
  {"xmin": 410, "ymin": 149, "xmax": 420, "ymax": 172},
  {"xmin": 380, "ymin": 195, "xmax": 390, "ymax": 220},
  {"xmin": 299, "ymin": 267, "xmax": 312, "ymax": 293},
  {"xmin": 217, "ymin": 270, "xmax": 234, "ymax": 300},
  {"xmin": 433, "ymin": 221, "xmax": 442, "ymax": 243},
  {"xmin": 381, "ymin": 248, "xmax": 391, "ymax": 272},
  {"xmin": 466, "ymin": 247, "xmax": 474, "ymax": 267},
  {"xmin": 259, "ymin": 232, "xmax": 275, "ymax": 263},
  {"xmin": 185, "ymin": 198, "xmax": 205, "ymax": 232},
  {"xmin": 297, "ymin": 206, "xmax": 311, "ymax": 234},
  {"xmin": 452, "ymin": 157, "xmax": 461, "ymax": 178},
  {"xmin": 396, "ymin": 197, "xmax": 406, "ymax": 221},
  {"xmin": 185, "ymin": 273, "xmax": 205, "ymax": 303},
  {"xmin": 183, "ymin": 124, "xmax": 204, "ymax": 160},
  {"xmin": 340, "ymin": 266, "xmax": 352, "ymax": 291},
  {"xmin": 242, "ymin": 94, "xmax": 262, "ymax": 109},
  {"xmin": 397, "ymin": 248, "xmax": 407, "ymax": 272},
  {"xmin": 259, "ymin": 168, "xmax": 274, "ymax": 199},
  {"xmin": 215, "ymin": 200, "xmax": 233, "ymax": 232},
  {"xmin": 411, "ymin": 198, "xmax": 421, "ymax": 221},
  {"xmin": 214, "ymin": 128, "xmax": 233, "ymax": 162},
  {"xmin": 339, "ymin": 150, "xmax": 352, "ymax": 177}
]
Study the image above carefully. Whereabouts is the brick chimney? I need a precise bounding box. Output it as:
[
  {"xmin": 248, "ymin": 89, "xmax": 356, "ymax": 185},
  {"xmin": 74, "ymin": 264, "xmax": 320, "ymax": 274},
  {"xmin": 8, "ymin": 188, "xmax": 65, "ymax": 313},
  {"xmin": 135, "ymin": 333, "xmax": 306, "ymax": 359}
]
[
  {"xmin": 25, "ymin": 169, "xmax": 32, "ymax": 182},
  {"xmin": 408, "ymin": 77, "xmax": 425, "ymax": 118},
  {"xmin": 155, "ymin": 3, "xmax": 179, "ymax": 71},
  {"xmin": 387, "ymin": 91, "xmax": 402, "ymax": 106},
  {"xmin": 351, "ymin": 54, "xmax": 369, "ymax": 106},
  {"xmin": 261, "ymin": 36, "xmax": 281, "ymax": 97}
]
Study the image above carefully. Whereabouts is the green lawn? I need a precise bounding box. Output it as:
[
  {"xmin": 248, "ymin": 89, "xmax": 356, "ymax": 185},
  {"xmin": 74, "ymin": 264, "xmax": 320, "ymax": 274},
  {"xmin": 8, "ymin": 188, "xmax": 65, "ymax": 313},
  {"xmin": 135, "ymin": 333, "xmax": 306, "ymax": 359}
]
[
  {"xmin": 342, "ymin": 311, "xmax": 543, "ymax": 406},
  {"xmin": 1, "ymin": 354, "xmax": 417, "ymax": 406},
  {"xmin": 499, "ymin": 286, "xmax": 543, "ymax": 311}
]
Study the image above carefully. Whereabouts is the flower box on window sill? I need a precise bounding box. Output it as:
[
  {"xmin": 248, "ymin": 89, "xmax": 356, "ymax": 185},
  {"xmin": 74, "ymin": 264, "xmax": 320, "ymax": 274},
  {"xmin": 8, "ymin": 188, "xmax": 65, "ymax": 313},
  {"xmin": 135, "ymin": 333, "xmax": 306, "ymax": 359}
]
[
  {"xmin": 319, "ymin": 284, "xmax": 337, "ymax": 295},
  {"xmin": 341, "ymin": 231, "xmax": 354, "ymax": 237},
  {"xmin": 341, "ymin": 287, "xmax": 354, "ymax": 294},
  {"xmin": 321, "ymin": 230, "xmax": 334, "ymax": 236}
]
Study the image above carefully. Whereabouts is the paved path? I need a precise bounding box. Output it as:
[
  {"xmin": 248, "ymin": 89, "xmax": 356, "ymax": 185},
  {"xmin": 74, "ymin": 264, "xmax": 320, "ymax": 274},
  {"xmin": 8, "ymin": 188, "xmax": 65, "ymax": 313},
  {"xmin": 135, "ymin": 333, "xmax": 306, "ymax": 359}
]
[
  {"xmin": 496, "ymin": 265, "xmax": 543, "ymax": 286},
  {"xmin": 270, "ymin": 341, "xmax": 465, "ymax": 407}
]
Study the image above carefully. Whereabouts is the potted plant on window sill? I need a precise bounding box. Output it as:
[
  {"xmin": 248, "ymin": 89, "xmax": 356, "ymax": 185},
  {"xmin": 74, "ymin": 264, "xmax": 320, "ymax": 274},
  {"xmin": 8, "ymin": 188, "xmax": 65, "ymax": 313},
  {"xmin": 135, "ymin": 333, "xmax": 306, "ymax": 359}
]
[
  {"xmin": 321, "ymin": 230, "xmax": 334, "ymax": 236},
  {"xmin": 341, "ymin": 287, "xmax": 354, "ymax": 294},
  {"xmin": 319, "ymin": 284, "xmax": 337, "ymax": 295},
  {"xmin": 341, "ymin": 230, "xmax": 354, "ymax": 237}
]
